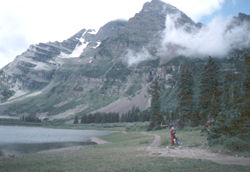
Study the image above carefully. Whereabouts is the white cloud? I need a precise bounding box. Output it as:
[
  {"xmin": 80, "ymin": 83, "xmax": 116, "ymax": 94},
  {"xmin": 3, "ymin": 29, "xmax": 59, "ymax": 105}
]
[
  {"xmin": 0, "ymin": 0, "xmax": 233, "ymax": 69},
  {"xmin": 0, "ymin": 0, "xmax": 148, "ymax": 44},
  {"xmin": 0, "ymin": 13, "xmax": 28, "ymax": 69},
  {"xmin": 126, "ymin": 48, "xmax": 154, "ymax": 66},
  {"xmin": 162, "ymin": 0, "xmax": 225, "ymax": 21},
  {"xmin": 162, "ymin": 13, "xmax": 250, "ymax": 59},
  {"xmin": 0, "ymin": 0, "xmax": 148, "ymax": 69}
]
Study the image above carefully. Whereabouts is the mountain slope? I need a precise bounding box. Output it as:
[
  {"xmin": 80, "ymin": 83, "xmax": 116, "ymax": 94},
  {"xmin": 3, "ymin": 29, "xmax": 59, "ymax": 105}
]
[{"xmin": 0, "ymin": 0, "xmax": 249, "ymax": 122}]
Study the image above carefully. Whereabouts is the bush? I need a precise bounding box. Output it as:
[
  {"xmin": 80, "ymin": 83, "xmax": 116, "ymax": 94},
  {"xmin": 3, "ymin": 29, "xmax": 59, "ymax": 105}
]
[
  {"xmin": 73, "ymin": 116, "xmax": 79, "ymax": 124},
  {"xmin": 224, "ymin": 136, "xmax": 248, "ymax": 151},
  {"xmin": 23, "ymin": 115, "xmax": 41, "ymax": 123},
  {"xmin": 207, "ymin": 132, "xmax": 248, "ymax": 152}
]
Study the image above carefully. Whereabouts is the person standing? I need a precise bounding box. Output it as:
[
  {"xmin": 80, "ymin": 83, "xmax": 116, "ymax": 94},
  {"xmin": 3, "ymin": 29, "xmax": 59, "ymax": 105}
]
[{"xmin": 170, "ymin": 126, "xmax": 175, "ymax": 146}]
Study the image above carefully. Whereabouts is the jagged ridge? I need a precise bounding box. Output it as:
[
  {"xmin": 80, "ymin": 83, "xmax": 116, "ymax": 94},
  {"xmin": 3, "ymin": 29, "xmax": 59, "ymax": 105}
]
[{"xmin": 0, "ymin": 0, "xmax": 249, "ymax": 121}]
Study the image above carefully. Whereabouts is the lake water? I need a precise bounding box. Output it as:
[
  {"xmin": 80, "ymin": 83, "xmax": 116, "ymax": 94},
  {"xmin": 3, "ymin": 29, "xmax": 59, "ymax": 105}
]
[{"xmin": 0, "ymin": 126, "xmax": 112, "ymax": 155}]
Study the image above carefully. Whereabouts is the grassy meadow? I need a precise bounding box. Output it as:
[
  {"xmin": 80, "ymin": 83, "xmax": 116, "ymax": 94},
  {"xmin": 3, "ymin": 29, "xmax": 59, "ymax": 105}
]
[{"xmin": 0, "ymin": 124, "xmax": 249, "ymax": 172}]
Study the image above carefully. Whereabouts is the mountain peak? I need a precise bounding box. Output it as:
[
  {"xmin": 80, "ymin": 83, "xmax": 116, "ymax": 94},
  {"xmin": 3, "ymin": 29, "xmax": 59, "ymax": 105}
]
[
  {"xmin": 142, "ymin": 0, "xmax": 177, "ymax": 14},
  {"xmin": 236, "ymin": 12, "xmax": 250, "ymax": 22},
  {"xmin": 96, "ymin": 20, "xmax": 127, "ymax": 41}
]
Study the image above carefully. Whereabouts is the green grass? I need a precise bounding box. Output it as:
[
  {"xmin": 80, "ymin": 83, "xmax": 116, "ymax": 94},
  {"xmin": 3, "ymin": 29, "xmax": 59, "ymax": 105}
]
[
  {"xmin": 152, "ymin": 126, "xmax": 250, "ymax": 157},
  {"xmin": 209, "ymin": 139, "xmax": 250, "ymax": 157},
  {"xmin": 151, "ymin": 126, "xmax": 207, "ymax": 148},
  {"xmin": 48, "ymin": 122, "xmax": 150, "ymax": 132},
  {"xmin": 0, "ymin": 127, "xmax": 249, "ymax": 172},
  {"xmin": 0, "ymin": 119, "xmax": 42, "ymax": 126},
  {"xmin": 49, "ymin": 123, "xmax": 128, "ymax": 131}
]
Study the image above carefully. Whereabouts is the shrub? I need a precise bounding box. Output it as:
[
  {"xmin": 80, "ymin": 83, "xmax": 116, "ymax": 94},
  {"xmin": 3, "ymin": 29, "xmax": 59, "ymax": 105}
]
[
  {"xmin": 23, "ymin": 115, "xmax": 41, "ymax": 123},
  {"xmin": 224, "ymin": 136, "xmax": 248, "ymax": 151}
]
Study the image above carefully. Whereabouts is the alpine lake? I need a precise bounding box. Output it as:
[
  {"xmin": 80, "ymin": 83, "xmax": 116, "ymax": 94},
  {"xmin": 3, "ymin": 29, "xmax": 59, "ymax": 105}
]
[{"xmin": 0, "ymin": 125, "xmax": 112, "ymax": 156}]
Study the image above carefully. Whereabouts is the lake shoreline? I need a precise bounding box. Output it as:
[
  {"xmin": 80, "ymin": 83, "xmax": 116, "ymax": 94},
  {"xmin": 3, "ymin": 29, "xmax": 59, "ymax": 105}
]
[
  {"xmin": 0, "ymin": 136, "xmax": 111, "ymax": 158},
  {"xmin": 0, "ymin": 125, "xmax": 113, "ymax": 157},
  {"xmin": 0, "ymin": 140, "xmax": 97, "ymax": 158}
]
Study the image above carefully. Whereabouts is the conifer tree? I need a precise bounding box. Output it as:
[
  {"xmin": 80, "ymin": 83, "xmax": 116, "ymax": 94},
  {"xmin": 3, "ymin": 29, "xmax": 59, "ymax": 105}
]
[
  {"xmin": 149, "ymin": 78, "xmax": 162, "ymax": 128},
  {"xmin": 232, "ymin": 76, "xmax": 243, "ymax": 110},
  {"xmin": 199, "ymin": 57, "xmax": 221, "ymax": 123},
  {"xmin": 238, "ymin": 50, "xmax": 250, "ymax": 137},
  {"xmin": 223, "ymin": 71, "xmax": 233, "ymax": 110},
  {"xmin": 73, "ymin": 116, "xmax": 79, "ymax": 124},
  {"xmin": 177, "ymin": 61, "xmax": 194, "ymax": 126}
]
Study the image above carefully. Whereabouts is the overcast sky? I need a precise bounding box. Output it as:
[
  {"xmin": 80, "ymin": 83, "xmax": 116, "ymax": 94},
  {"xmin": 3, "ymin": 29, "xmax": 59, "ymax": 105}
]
[{"xmin": 0, "ymin": 0, "xmax": 249, "ymax": 69}]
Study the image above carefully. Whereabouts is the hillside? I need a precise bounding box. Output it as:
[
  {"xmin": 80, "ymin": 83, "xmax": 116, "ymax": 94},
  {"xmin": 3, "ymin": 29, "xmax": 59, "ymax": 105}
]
[{"xmin": 0, "ymin": 0, "xmax": 249, "ymax": 123}]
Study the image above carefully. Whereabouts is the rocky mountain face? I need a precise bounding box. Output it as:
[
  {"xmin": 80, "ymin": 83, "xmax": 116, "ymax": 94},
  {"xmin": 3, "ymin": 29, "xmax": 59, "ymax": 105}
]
[
  {"xmin": 0, "ymin": 0, "xmax": 249, "ymax": 121},
  {"xmin": 0, "ymin": 28, "xmax": 94, "ymax": 100}
]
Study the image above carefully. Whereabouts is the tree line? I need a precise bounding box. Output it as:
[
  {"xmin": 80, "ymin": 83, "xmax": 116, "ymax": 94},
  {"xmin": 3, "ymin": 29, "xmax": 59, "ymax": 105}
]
[
  {"xmin": 73, "ymin": 49, "xmax": 248, "ymax": 151},
  {"xmin": 149, "ymin": 49, "xmax": 249, "ymax": 151},
  {"xmin": 73, "ymin": 107, "xmax": 150, "ymax": 124},
  {"xmin": 20, "ymin": 115, "xmax": 42, "ymax": 123}
]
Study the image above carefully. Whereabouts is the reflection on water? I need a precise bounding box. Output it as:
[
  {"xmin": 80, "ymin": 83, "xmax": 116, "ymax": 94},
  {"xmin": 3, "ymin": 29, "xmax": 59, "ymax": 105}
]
[{"xmin": 0, "ymin": 126, "xmax": 112, "ymax": 156}]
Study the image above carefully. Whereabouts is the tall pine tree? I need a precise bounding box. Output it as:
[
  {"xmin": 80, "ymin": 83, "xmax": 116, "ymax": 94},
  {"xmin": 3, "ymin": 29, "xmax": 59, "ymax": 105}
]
[
  {"xmin": 177, "ymin": 61, "xmax": 195, "ymax": 126},
  {"xmin": 209, "ymin": 50, "xmax": 249, "ymax": 149},
  {"xmin": 238, "ymin": 50, "xmax": 250, "ymax": 138},
  {"xmin": 149, "ymin": 78, "xmax": 162, "ymax": 128},
  {"xmin": 199, "ymin": 57, "xmax": 221, "ymax": 124},
  {"xmin": 223, "ymin": 71, "xmax": 233, "ymax": 110}
]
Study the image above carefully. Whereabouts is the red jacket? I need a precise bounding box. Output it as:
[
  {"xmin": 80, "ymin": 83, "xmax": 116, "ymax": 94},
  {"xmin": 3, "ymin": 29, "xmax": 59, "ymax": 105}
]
[{"xmin": 170, "ymin": 129, "xmax": 175, "ymax": 138}]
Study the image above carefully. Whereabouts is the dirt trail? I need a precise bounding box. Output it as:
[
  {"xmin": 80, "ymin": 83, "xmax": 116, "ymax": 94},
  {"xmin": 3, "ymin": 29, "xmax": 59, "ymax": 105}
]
[
  {"xmin": 145, "ymin": 134, "xmax": 250, "ymax": 166},
  {"xmin": 149, "ymin": 135, "xmax": 161, "ymax": 147}
]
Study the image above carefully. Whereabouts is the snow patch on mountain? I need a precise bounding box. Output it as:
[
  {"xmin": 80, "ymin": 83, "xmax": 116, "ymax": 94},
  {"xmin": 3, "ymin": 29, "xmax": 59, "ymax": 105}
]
[
  {"xmin": 57, "ymin": 30, "xmax": 96, "ymax": 58},
  {"xmin": 57, "ymin": 52, "xmax": 69, "ymax": 58},
  {"xmin": 69, "ymin": 39, "xmax": 88, "ymax": 58},
  {"xmin": 88, "ymin": 29, "xmax": 97, "ymax": 35},
  {"xmin": 88, "ymin": 57, "xmax": 94, "ymax": 63},
  {"xmin": 93, "ymin": 41, "xmax": 101, "ymax": 49}
]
